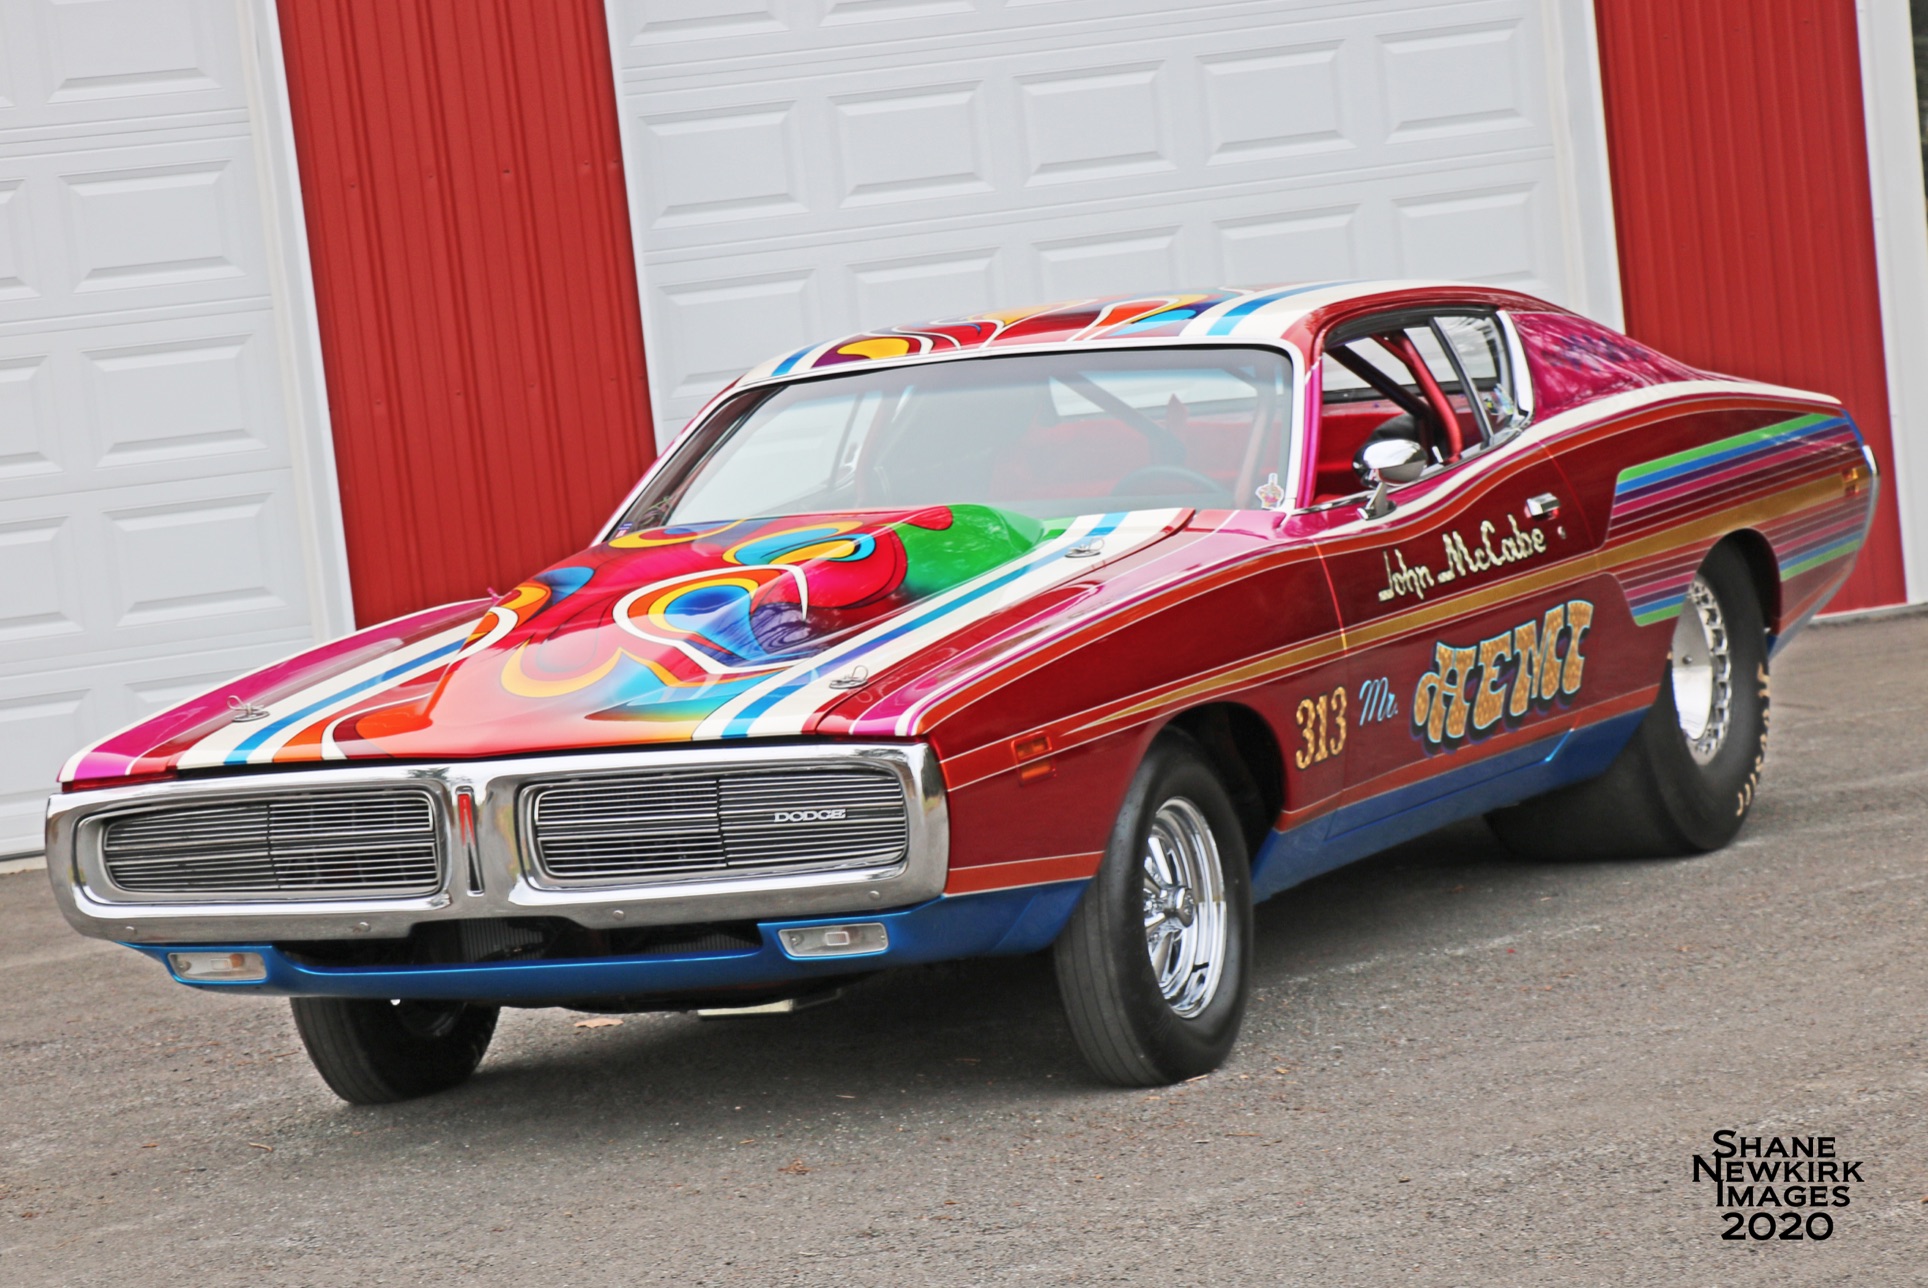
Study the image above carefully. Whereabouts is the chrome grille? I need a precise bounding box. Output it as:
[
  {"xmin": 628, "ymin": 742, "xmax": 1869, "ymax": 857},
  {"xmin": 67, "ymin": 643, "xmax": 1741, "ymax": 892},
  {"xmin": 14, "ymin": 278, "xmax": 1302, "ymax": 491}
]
[
  {"xmin": 529, "ymin": 764, "xmax": 910, "ymax": 884},
  {"xmin": 99, "ymin": 790, "xmax": 441, "ymax": 898}
]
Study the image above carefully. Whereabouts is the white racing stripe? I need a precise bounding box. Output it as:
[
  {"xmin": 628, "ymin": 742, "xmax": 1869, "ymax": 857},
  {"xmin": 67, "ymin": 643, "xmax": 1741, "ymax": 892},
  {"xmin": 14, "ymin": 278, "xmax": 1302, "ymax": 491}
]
[{"xmin": 176, "ymin": 621, "xmax": 480, "ymax": 769}]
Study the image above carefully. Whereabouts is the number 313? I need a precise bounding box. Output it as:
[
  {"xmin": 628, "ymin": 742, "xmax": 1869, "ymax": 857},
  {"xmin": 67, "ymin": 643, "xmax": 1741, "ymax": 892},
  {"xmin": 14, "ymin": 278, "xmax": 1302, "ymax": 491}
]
[{"xmin": 1295, "ymin": 686, "xmax": 1347, "ymax": 769}]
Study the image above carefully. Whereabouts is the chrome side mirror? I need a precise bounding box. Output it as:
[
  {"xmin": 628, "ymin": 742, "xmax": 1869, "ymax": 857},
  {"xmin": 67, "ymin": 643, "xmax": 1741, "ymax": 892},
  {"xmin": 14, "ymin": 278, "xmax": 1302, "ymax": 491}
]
[{"xmin": 1358, "ymin": 438, "xmax": 1427, "ymax": 520}]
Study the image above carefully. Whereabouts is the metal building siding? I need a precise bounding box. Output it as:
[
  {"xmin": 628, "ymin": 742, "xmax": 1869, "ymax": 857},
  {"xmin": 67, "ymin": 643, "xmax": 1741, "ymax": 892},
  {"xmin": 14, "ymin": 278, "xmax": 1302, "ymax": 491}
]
[
  {"xmin": 277, "ymin": 0, "xmax": 654, "ymax": 626},
  {"xmin": 1595, "ymin": 0, "xmax": 1905, "ymax": 610}
]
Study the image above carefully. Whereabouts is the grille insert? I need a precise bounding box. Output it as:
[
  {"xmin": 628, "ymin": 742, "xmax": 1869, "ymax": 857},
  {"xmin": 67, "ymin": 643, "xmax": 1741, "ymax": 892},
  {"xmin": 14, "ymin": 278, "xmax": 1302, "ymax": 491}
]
[
  {"xmin": 529, "ymin": 765, "xmax": 910, "ymax": 885},
  {"xmin": 99, "ymin": 790, "xmax": 441, "ymax": 898}
]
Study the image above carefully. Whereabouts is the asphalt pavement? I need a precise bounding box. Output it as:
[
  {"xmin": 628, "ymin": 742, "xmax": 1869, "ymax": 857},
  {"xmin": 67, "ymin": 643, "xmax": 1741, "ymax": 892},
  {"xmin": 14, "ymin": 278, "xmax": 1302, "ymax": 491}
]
[{"xmin": 2, "ymin": 612, "xmax": 1924, "ymax": 1286}]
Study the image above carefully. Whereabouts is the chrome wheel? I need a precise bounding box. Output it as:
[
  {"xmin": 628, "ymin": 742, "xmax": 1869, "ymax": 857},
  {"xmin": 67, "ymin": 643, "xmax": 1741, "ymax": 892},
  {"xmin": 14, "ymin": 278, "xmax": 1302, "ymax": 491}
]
[
  {"xmin": 1140, "ymin": 797, "xmax": 1228, "ymax": 1018},
  {"xmin": 1670, "ymin": 574, "xmax": 1733, "ymax": 765}
]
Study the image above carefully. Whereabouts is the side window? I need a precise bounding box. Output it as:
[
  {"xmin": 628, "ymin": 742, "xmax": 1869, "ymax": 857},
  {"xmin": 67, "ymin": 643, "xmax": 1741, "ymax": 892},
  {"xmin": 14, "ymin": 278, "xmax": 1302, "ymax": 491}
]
[
  {"xmin": 1304, "ymin": 311, "xmax": 1521, "ymax": 505},
  {"xmin": 1435, "ymin": 315, "xmax": 1521, "ymax": 432}
]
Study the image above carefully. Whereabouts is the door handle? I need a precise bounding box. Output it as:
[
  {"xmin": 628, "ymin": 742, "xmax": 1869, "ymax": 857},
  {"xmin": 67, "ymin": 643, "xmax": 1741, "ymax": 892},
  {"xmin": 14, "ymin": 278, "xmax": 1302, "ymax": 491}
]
[{"xmin": 1525, "ymin": 493, "xmax": 1560, "ymax": 520}]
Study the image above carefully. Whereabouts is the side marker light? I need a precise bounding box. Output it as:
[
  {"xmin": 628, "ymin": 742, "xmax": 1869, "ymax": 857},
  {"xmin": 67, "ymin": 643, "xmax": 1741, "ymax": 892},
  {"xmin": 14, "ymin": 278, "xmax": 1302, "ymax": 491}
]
[{"xmin": 777, "ymin": 923, "xmax": 888, "ymax": 959}]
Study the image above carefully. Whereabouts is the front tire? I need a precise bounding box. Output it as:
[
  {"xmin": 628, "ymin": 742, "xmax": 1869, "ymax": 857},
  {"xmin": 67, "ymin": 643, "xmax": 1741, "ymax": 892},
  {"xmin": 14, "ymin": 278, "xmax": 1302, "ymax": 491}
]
[
  {"xmin": 290, "ymin": 997, "xmax": 498, "ymax": 1104},
  {"xmin": 1489, "ymin": 541, "xmax": 1769, "ymax": 859},
  {"xmin": 1054, "ymin": 732, "xmax": 1253, "ymax": 1086}
]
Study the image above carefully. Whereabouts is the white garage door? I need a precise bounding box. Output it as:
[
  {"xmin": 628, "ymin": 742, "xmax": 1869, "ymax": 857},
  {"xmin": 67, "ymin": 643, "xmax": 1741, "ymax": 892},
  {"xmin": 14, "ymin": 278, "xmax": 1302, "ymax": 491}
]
[
  {"xmin": 0, "ymin": 0, "xmax": 344, "ymax": 854},
  {"xmin": 608, "ymin": 0, "xmax": 1622, "ymax": 440}
]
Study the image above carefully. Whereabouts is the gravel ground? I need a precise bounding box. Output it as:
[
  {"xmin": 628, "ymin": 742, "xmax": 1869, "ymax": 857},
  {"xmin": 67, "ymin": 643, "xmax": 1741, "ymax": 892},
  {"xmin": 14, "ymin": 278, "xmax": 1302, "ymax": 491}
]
[{"xmin": 1, "ymin": 613, "xmax": 1924, "ymax": 1286}]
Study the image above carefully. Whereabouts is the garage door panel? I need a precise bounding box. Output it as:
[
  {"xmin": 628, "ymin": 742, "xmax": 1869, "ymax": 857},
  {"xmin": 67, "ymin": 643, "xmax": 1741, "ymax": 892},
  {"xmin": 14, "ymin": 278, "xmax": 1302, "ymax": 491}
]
[
  {"xmin": 830, "ymin": 82, "xmax": 990, "ymax": 208},
  {"xmin": 0, "ymin": 351, "xmax": 57, "ymax": 480},
  {"xmin": 1214, "ymin": 206, "xmax": 1364, "ymax": 286},
  {"xmin": 0, "ymin": 178, "xmax": 29, "ymax": 298},
  {"xmin": 1198, "ymin": 43, "xmax": 1351, "ymax": 167},
  {"xmin": 848, "ymin": 247, "xmax": 1001, "ymax": 329},
  {"xmin": 0, "ymin": 0, "xmax": 334, "ymax": 854},
  {"xmin": 621, "ymin": 0, "xmax": 1509, "ymax": 63},
  {"xmin": 0, "ymin": 468, "xmax": 309, "ymax": 674},
  {"xmin": 0, "ymin": 639, "xmax": 304, "ymax": 850},
  {"xmin": 0, "ymin": 306, "xmax": 287, "ymax": 502},
  {"xmin": 649, "ymin": 269, "xmax": 822, "ymax": 404},
  {"xmin": 1379, "ymin": 18, "xmax": 1533, "ymax": 141},
  {"xmin": 1016, "ymin": 62, "xmax": 1173, "ymax": 187},
  {"xmin": 626, "ymin": 1, "xmax": 1557, "ymax": 259},
  {"xmin": 0, "ymin": 137, "xmax": 268, "ymax": 322},
  {"xmin": 639, "ymin": 102, "xmax": 808, "ymax": 228},
  {"xmin": 82, "ymin": 325, "xmax": 275, "ymax": 472},
  {"xmin": 615, "ymin": 1, "xmax": 1590, "ymax": 436},
  {"xmin": 2, "ymin": 0, "xmax": 246, "ymax": 131},
  {"xmin": 619, "ymin": 0, "xmax": 787, "ymax": 45},
  {"xmin": 1391, "ymin": 176, "xmax": 1549, "ymax": 286},
  {"xmin": 0, "ymin": 685, "xmax": 88, "ymax": 846},
  {"xmin": 0, "ymin": 512, "xmax": 82, "ymax": 649},
  {"xmin": 1033, "ymin": 226, "xmax": 1183, "ymax": 302},
  {"xmin": 638, "ymin": 141, "xmax": 1581, "ymax": 427}
]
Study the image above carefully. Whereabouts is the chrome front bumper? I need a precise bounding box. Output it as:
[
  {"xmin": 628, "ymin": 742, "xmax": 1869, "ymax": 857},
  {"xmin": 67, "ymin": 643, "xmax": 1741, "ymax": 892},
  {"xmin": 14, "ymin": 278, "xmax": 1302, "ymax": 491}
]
[{"xmin": 45, "ymin": 743, "xmax": 947, "ymax": 944}]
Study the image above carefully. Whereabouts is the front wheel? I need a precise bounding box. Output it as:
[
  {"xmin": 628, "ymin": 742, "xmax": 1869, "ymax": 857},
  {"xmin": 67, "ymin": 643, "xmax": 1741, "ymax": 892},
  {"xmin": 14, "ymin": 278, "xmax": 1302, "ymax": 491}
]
[
  {"xmin": 1489, "ymin": 541, "xmax": 1769, "ymax": 859},
  {"xmin": 290, "ymin": 997, "xmax": 499, "ymax": 1104},
  {"xmin": 1054, "ymin": 732, "xmax": 1253, "ymax": 1086}
]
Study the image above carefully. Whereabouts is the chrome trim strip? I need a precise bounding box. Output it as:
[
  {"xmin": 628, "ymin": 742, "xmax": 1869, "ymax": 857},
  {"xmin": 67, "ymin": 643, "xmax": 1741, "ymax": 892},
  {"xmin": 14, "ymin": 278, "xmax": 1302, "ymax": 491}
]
[
  {"xmin": 1496, "ymin": 309, "xmax": 1535, "ymax": 421},
  {"xmin": 45, "ymin": 743, "xmax": 948, "ymax": 943}
]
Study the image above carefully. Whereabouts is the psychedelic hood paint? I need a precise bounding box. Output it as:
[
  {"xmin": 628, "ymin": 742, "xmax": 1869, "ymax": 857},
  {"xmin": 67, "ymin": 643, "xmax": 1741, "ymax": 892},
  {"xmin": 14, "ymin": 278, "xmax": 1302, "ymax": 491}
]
[{"xmin": 64, "ymin": 506, "xmax": 1185, "ymax": 783}]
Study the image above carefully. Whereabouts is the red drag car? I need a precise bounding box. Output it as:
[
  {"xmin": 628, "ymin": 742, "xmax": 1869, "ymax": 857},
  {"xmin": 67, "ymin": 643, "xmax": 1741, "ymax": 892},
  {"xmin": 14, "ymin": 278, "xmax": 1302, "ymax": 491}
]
[{"xmin": 46, "ymin": 282, "xmax": 1875, "ymax": 1102}]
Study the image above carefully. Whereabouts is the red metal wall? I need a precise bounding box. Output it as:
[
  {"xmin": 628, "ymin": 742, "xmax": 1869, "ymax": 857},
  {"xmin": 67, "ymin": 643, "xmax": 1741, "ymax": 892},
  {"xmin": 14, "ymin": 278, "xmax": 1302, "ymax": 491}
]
[
  {"xmin": 278, "ymin": 0, "xmax": 654, "ymax": 627},
  {"xmin": 1596, "ymin": 0, "xmax": 1905, "ymax": 611}
]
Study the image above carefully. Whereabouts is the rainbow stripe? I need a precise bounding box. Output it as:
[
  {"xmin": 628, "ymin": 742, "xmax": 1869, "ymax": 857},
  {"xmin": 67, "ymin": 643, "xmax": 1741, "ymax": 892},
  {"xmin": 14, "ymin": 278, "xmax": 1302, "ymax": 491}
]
[{"xmin": 1608, "ymin": 412, "xmax": 1864, "ymax": 625}]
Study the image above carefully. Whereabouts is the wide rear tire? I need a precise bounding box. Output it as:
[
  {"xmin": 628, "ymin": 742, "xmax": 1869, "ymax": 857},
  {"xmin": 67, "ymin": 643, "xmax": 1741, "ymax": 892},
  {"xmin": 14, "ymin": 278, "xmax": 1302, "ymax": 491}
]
[
  {"xmin": 291, "ymin": 997, "xmax": 498, "ymax": 1105},
  {"xmin": 1054, "ymin": 732, "xmax": 1253, "ymax": 1086},
  {"xmin": 1489, "ymin": 541, "xmax": 1768, "ymax": 859}
]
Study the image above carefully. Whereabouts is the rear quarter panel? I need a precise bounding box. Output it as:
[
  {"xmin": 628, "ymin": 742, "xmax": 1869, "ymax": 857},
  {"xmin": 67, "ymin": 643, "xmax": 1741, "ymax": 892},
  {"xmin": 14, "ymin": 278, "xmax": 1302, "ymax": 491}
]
[{"xmin": 1540, "ymin": 398, "xmax": 1871, "ymax": 647}]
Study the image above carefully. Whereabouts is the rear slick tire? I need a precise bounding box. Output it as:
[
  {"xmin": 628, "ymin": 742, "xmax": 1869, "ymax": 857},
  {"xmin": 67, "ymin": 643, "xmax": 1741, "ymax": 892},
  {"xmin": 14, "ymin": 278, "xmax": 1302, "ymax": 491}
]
[
  {"xmin": 290, "ymin": 997, "xmax": 498, "ymax": 1105},
  {"xmin": 1053, "ymin": 732, "xmax": 1253, "ymax": 1087},
  {"xmin": 1488, "ymin": 542, "xmax": 1769, "ymax": 860}
]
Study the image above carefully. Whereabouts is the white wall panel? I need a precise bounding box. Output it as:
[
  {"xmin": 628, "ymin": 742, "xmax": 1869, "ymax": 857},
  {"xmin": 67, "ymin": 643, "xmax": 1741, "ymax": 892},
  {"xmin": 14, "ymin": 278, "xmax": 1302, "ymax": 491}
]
[
  {"xmin": 1199, "ymin": 44, "xmax": 1347, "ymax": 165},
  {"xmin": 0, "ymin": 0, "xmax": 339, "ymax": 852},
  {"xmin": 849, "ymin": 248, "xmax": 998, "ymax": 325},
  {"xmin": 1216, "ymin": 207, "xmax": 1361, "ymax": 284},
  {"xmin": 609, "ymin": 0, "xmax": 1624, "ymax": 439},
  {"xmin": 832, "ymin": 85, "xmax": 986, "ymax": 206}
]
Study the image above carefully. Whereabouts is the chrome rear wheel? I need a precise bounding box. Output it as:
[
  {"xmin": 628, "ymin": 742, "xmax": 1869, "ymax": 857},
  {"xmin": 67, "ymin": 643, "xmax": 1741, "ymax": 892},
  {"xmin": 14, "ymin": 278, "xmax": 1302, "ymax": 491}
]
[
  {"xmin": 1488, "ymin": 542, "xmax": 1768, "ymax": 859},
  {"xmin": 1670, "ymin": 574, "xmax": 1733, "ymax": 764}
]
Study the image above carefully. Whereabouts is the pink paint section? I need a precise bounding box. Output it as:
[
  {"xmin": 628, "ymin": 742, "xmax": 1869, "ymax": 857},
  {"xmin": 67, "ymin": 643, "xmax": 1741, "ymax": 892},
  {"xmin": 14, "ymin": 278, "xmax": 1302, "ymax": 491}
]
[
  {"xmin": 1514, "ymin": 312, "xmax": 1717, "ymax": 419},
  {"xmin": 63, "ymin": 599, "xmax": 490, "ymax": 787}
]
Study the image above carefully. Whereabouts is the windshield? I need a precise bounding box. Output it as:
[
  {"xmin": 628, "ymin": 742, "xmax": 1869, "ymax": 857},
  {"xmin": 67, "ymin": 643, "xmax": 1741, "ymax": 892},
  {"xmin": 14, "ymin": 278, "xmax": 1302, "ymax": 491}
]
[{"xmin": 626, "ymin": 347, "xmax": 1295, "ymax": 527}]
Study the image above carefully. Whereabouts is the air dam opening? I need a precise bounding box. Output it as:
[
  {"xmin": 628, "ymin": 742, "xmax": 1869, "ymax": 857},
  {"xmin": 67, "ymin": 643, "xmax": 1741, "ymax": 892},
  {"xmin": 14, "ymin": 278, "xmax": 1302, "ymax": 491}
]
[{"xmin": 278, "ymin": 917, "xmax": 764, "ymax": 969}]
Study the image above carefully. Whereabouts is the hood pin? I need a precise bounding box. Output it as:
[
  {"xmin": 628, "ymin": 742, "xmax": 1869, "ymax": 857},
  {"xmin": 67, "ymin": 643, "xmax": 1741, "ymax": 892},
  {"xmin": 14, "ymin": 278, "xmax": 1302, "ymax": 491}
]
[
  {"xmin": 226, "ymin": 695, "xmax": 271, "ymax": 723},
  {"xmin": 828, "ymin": 665, "xmax": 869, "ymax": 691}
]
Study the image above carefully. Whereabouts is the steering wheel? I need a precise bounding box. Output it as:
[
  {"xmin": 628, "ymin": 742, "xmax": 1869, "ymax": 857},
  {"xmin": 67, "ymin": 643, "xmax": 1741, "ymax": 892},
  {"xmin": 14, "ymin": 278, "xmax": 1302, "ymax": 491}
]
[{"xmin": 1109, "ymin": 464, "xmax": 1233, "ymax": 504}]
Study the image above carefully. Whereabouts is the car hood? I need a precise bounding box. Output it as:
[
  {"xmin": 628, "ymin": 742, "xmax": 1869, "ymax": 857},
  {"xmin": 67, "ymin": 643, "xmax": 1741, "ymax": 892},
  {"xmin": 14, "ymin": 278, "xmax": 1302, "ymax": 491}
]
[{"xmin": 64, "ymin": 506, "xmax": 1185, "ymax": 782}]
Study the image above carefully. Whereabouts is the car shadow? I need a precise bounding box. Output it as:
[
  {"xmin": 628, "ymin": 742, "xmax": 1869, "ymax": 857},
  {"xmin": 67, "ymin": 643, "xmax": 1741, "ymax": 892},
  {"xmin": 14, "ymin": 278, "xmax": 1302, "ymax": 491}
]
[{"xmin": 343, "ymin": 816, "xmax": 1681, "ymax": 1142}]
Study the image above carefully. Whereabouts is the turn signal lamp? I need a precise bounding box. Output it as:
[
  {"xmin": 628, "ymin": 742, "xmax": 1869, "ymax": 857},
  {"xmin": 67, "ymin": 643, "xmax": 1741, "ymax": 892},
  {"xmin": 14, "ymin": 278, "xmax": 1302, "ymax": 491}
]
[
  {"xmin": 778, "ymin": 923, "xmax": 888, "ymax": 959},
  {"xmin": 167, "ymin": 951, "xmax": 268, "ymax": 983}
]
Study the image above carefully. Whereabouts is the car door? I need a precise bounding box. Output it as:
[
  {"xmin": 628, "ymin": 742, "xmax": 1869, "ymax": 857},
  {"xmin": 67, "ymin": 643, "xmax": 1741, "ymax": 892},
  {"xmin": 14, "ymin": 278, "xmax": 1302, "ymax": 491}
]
[{"xmin": 1303, "ymin": 310, "xmax": 1600, "ymax": 857}]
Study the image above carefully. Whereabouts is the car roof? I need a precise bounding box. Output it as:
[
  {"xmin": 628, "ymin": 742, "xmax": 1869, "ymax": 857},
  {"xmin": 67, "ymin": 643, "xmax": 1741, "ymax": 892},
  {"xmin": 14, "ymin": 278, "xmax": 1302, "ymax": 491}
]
[{"xmin": 739, "ymin": 279, "xmax": 1549, "ymax": 385}]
